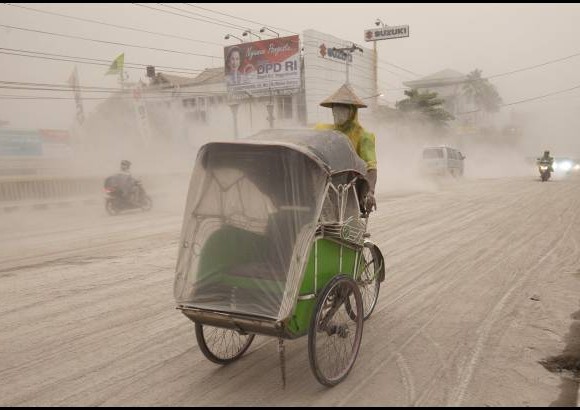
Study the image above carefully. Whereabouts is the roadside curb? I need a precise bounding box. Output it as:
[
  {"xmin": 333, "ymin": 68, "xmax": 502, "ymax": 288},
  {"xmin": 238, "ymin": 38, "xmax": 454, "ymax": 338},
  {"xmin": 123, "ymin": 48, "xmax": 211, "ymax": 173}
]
[{"xmin": 0, "ymin": 191, "xmax": 172, "ymax": 214}]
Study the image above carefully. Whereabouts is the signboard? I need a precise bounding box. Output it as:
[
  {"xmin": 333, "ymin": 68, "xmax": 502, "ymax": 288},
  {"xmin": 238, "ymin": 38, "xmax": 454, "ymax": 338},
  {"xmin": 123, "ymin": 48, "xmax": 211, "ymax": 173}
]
[
  {"xmin": 67, "ymin": 66, "xmax": 85, "ymax": 125},
  {"xmin": 318, "ymin": 43, "xmax": 353, "ymax": 63},
  {"xmin": 302, "ymin": 29, "xmax": 375, "ymax": 125},
  {"xmin": 0, "ymin": 129, "xmax": 42, "ymax": 156},
  {"xmin": 132, "ymin": 84, "xmax": 152, "ymax": 146},
  {"xmin": 364, "ymin": 25, "xmax": 409, "ymax": 42},
  {"xmin": 224, "ymin": 35, "xmax": 301, "ymax": 96},
  {"xmin": 0, "ymin": 129, "xmax": 74, "ymax": 157},
  {"xmin": 39, "ymin": 129, "xmax": 73, "ymax": 158}
]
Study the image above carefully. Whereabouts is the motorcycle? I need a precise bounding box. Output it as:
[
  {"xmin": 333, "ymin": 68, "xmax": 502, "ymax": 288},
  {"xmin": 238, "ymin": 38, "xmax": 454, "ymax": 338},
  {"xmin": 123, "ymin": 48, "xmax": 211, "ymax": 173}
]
[
  {"xmin": 103, "ymin": 176, "xmax": 153, "ymax": 215},
  {"xmin": 538, "ymin": 163, "xmax": 551, "ymax": 182}
]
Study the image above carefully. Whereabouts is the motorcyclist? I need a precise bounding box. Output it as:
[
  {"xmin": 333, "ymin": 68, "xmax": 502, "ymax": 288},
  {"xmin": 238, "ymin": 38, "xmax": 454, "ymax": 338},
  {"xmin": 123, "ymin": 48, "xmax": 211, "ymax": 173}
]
[
  {"xmin": 118, "ymin": 160, "xmax": 139, "ymax": 203},
  {"xmin": 538, "ymin": 150, "xmax": 554, "ymax": 172},
  {"xmin": 314, "ymin": 83, "xmax": 378, "ymax": 213}
]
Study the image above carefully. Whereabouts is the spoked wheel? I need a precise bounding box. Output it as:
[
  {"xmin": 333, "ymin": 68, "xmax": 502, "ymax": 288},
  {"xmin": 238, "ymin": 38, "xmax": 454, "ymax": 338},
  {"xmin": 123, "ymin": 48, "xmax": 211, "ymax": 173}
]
[
  {"xmin": 356, "ymin": 244, "xmax": 381, "ymax": 321},
  {"xmin": 308, "ymin": 275, "xmax": 363, "ymax": 387},
  {"xmin": 195, "ymin": 323, "xmax": 255, "ymax": 365},
  {"xmin": 105, "ymin": 199, "xmax": 118, "ymax": 216}
]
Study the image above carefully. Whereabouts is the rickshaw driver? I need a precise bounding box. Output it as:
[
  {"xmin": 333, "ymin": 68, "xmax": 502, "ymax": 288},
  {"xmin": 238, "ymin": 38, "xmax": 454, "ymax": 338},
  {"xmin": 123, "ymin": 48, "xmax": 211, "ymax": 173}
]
[{"xmin": 314, "ymin": 83, "xmax": 378, "ymax": 212}]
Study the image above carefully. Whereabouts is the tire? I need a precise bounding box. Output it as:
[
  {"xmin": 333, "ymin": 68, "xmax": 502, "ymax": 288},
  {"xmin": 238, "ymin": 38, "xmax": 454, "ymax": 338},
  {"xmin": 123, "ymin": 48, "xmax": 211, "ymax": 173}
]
[
  {"xmin": 356, "ymin": 244, "xmax": 381, "ymax": 321},
  {"xmin": 105, "ymin": 199, "xmax": 118, "ymax": 216},
  {"xmin": 308, "ymin": 275, "xmax": 364, "ymax": 387},
  {"xmin": 141, "ymin": 195, "xmax": 153, "ymax": 212},
  {"xmin": 195, "ymin": 323, "xmax": 254, "ymax": 365}
]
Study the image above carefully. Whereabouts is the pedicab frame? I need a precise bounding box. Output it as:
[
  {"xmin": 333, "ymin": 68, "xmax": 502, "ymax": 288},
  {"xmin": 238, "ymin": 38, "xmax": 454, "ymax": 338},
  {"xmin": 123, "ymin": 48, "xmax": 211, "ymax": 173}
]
[{"xmin": 174, "ymin": 129, "xmax": 385, "ymax": 386}]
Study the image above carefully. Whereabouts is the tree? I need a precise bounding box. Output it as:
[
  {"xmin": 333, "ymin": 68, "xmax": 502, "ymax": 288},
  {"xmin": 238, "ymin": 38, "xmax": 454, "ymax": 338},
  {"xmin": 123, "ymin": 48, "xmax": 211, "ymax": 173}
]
[
  {"xmin": 395, "ymin": 89, "xmax": 455, "ymax": 128},
  {"xmin": 462, "ymin": 69, "xmax": 502, "ymax": 114}
]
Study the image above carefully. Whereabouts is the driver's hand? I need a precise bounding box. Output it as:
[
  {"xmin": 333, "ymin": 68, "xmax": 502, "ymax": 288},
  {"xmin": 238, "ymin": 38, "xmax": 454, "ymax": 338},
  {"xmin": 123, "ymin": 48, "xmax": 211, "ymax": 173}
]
[{"xmin": 365, "ymin": 192, "xmax": 377, "ymax": 213}]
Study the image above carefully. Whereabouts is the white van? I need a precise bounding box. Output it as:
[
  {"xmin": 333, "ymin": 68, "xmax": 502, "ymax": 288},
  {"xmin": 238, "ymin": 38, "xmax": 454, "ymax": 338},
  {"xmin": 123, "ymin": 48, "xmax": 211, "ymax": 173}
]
[{"xmin": 421, "ymin": 146, "xmax": 466, "ymax": 177}]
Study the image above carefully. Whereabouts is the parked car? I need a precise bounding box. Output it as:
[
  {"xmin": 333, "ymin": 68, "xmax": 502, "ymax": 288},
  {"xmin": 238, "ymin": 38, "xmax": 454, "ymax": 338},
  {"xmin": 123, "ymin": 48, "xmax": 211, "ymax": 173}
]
[{"xmin": 421, "ymin": 145, "xmax": 466, "ymax": 177}]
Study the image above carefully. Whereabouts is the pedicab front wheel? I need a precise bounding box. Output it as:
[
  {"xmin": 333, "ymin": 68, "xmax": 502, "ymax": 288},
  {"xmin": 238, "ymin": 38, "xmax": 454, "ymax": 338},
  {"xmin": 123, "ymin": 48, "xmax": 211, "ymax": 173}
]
[
  {"xmin": 195, "ymin": 323, "xmax": 255, "ymax": 365},
  {"xmin": 357, "ymin": 244, "xmax": 381, "ymax": 321},
  {"xmin": 308, "ymin": 275, "xmax": 364, "ymax": 387}
]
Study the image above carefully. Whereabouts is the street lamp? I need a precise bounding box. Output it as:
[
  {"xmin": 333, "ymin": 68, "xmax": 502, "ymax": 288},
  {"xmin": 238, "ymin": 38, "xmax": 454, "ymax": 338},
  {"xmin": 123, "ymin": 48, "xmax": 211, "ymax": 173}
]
[
  {"xmin": 224, "ymin": 33, "xmax": 243, "ymax": 42},
  {"xmin": 242, "ymin": 29, "xmax": 261, "ymax": 41},
  {"xmin": 260, "ymin": 26, "xmax": 279, "ymax": 38}
]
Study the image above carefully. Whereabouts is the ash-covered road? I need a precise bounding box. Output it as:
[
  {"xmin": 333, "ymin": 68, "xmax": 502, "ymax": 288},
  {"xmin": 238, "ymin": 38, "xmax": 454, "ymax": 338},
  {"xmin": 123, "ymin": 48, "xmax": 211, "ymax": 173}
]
[{"xmin": 1, "ymin": 176, "xmax": 580, "ymax": 406}]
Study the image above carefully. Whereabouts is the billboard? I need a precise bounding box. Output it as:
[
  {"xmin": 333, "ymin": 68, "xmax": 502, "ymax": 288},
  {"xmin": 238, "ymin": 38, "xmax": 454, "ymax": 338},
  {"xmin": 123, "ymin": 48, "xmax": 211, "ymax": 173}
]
[
  {"xmin": 0, "ymin": 129, "xmax": 72, "ymax": 157},
  {"xmin": 0, "ymin": 129, "xmax": 42, "ymax": 156},
  {"xmin": 224, "ymin": 35, "xmax": 301, "ymax": 97}
]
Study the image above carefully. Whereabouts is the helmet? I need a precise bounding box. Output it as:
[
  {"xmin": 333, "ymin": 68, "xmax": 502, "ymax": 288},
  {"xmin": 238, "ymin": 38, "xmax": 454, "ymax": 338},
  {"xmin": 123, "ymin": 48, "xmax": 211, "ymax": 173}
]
[
  {"xmin": 320, "ymin": 83, "xmax": 367, "ymax": 108},
  {"xmin": 543, "ymin": 150, "xmax": 550, "ymax": 156},
  {"xmin": 120, "ymin": 160, "xmax": 131, "ymax": 171}
]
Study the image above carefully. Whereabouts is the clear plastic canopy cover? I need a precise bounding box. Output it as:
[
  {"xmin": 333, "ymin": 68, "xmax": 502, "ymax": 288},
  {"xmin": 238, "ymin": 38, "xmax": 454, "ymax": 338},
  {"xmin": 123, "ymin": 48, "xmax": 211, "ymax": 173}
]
[{"xmin": 174, "ymin": 129, "xmax": 366, "ymax": 320}]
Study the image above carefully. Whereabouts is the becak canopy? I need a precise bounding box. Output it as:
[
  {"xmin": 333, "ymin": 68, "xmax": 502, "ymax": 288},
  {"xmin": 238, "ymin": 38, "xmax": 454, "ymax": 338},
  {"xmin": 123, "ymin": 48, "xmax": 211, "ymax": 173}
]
[{"xmin": 174, "ymin": 129, "xmax": 366, "ymax": 320}]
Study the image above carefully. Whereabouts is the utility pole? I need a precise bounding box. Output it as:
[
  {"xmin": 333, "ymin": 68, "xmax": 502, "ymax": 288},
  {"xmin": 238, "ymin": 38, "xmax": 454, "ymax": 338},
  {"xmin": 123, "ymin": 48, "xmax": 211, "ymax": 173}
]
[
  {"xmin": 364, "ymin": 18, "xmax": 410, "ymax": 110},
  {"xmin": 266, "ymin": 84, "xmax": 275, "ymax": 129},
  {"xmin": 229, "ymin": 102, "xmax": 239, "ymax": 139},
  {"xmin": 245, "ymin": 91, "xmax": 253, "ymax": 129},
  {"xmin": 373, "ymin": 41, "xmax": 378, "ymax": 108}
]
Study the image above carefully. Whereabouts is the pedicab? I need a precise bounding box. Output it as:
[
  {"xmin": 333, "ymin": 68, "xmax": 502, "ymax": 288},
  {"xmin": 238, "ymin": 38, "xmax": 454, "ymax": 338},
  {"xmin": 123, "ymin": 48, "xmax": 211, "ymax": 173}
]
[{"xmin": 174, "ymin": 128, "xmax": 386, "ymax": 387}]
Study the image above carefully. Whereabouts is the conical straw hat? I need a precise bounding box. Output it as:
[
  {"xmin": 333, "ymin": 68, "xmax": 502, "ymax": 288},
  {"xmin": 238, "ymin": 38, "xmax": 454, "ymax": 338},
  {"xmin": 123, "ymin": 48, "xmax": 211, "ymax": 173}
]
[{"xmin": 320, "ymin": 82, "xmax": 367, "ymax": 108}]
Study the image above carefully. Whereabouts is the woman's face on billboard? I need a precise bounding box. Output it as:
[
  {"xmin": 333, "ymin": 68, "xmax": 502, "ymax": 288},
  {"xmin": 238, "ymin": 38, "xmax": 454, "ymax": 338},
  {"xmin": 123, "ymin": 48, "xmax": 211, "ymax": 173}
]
[{"xmin": 229, "ymin": 50, "xmax": 241, "ymax": 71}]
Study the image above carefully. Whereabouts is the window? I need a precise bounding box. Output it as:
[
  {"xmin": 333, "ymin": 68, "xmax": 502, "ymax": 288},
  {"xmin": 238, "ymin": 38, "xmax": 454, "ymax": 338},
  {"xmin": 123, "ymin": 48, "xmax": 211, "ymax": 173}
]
[
  {"xmin": 423, "ymin": 148, "xmax": 444, "ymax": 159},
  {"xmin": 446, "ymin": 148, "xmax": 455, "ymax": 160},
  {"xmin": 182, "ymin": 98, "xmax": 196, "ymax": 108},
  {"xmin": 277, "ymin": 96, "xmax": 293, "ymax": 120}
]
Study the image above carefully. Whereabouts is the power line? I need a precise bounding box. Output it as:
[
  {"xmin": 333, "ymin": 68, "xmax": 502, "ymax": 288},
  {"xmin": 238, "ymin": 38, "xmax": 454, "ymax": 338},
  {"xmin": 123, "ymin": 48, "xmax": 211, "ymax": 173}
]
[
  {"xmin": 0, "ymin": 49, "xmax": 203, "ymax": 76},
  {"xmin": 0, "ymin": 46, "xmax": 205, "ymax": 73},
  {"xmin": 1, "ymin": 48, "xmax": 404, "ymax": 94},
  {"xmin": 397, "ymin": 48, "xmax": 580, "ymax": 87},
  {"xmin": 0, "ymin": 82, "xmax": 229, "ymax": 97},
  {"xmin": 2, "ymin": 3, "xmax": 224, "ymax": 47},
  {"xmin": 183, "ymin": 3, "xmax": 298, "ymax": 35},
  {"xmin": 458, "ymin": 83, "xmax": 580, "ymax": 114},
  {"xmin": 302, "ymin": 50, "xmax": 411, "ymax": 81},
  {"xmin": 1, "ymin": 4, "xmax": 418, "ymax": 91},
  {"xmin": 0, "ymin": 94, "xmax": 188, "ymax": 101},
  {"xmin": 0, "ymin": 24, "xmax": 221, "ymax": 59},
  {"xmin": 488, "ymin": 51, "xmax": 580, "ymax": 80},
  {"xmin": 155, "ymin": 3, "xmax": 251, "ymax": 31},
  {"xmin": 181, "ymin": 3, "xmax": 420, "ymax": 78},
  {"xmin": 132, "ymin": 3, "xmax": 248, "ymax": 32}
]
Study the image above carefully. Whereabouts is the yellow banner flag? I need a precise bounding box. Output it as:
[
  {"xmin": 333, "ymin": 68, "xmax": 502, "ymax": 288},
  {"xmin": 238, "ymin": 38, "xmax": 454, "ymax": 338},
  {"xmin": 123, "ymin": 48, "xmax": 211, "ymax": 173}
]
[{"xmin": 106, "ymin": 53, "xmax": 124, "ymax": 76}]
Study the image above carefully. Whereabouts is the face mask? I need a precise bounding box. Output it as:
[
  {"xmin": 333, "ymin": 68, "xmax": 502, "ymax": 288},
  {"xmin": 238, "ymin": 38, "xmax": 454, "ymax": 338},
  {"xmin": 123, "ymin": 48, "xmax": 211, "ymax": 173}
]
[{"xmin": 332, "ymin": 105, "xmax": 352, "ymax": 126}]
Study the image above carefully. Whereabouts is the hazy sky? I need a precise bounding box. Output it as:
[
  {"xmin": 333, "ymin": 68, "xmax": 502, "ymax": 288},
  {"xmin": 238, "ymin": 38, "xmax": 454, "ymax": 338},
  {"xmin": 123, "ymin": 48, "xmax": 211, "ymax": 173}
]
[{"xmin": 2, "ymin": 3, "xmax": 580, "ymax": 154}]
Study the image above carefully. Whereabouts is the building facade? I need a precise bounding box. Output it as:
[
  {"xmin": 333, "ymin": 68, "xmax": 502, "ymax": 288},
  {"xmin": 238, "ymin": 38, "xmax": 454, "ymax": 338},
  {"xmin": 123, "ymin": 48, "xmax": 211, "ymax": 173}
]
[{"xmin": 81, "ymin": 29, "xmax": 379, "ymax": 161}]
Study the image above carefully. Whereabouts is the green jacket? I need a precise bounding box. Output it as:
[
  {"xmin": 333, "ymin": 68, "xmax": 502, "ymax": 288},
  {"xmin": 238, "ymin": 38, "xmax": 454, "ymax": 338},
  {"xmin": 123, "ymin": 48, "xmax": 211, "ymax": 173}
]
[{"xmin": 314, "ymin": 111, "xmax": 377, "ymax": 171}]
